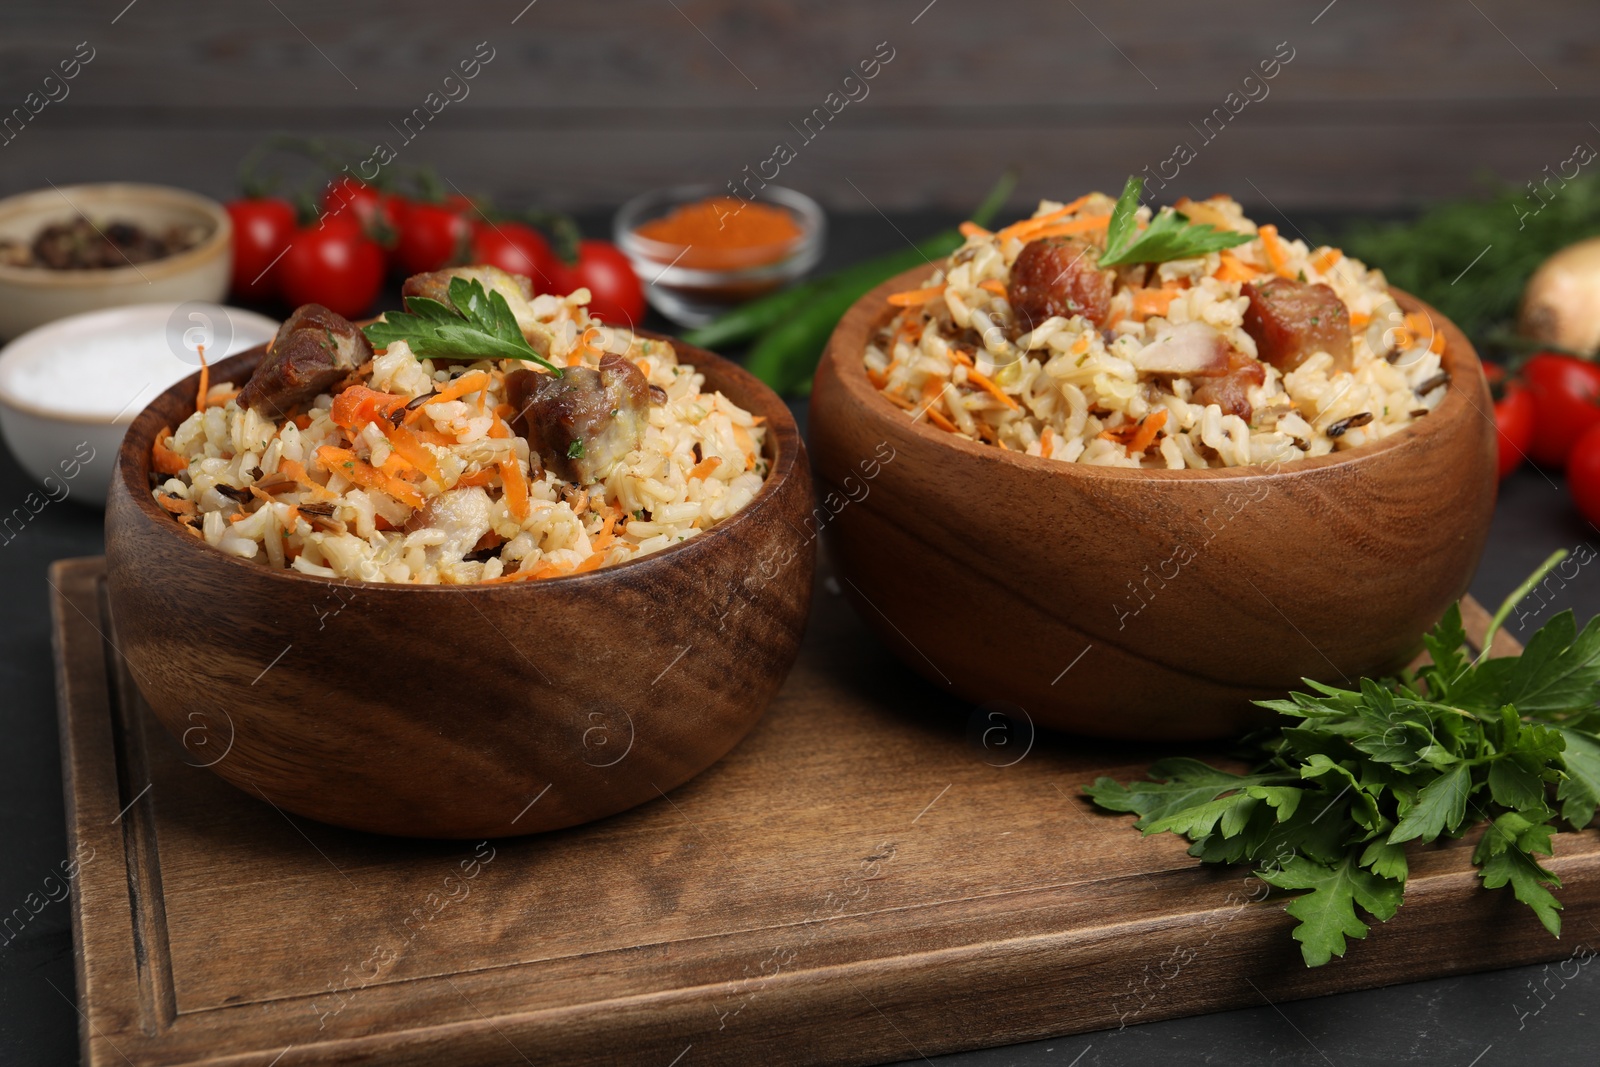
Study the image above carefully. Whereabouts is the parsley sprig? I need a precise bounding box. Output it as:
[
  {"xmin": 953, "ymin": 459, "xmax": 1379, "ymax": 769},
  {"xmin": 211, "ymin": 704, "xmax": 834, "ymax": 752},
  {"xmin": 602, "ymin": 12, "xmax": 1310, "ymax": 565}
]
[
  {"xmin": 1096, "ymin": 175, "xmax": 1253, "ymax": 268},
  {"xmin": 363, "ymin": 276, "xmax": 562, "ymax": 375},
  {"xmin": 1086, "ymin": 549, "xmax": 1600, "ymax": 967}
]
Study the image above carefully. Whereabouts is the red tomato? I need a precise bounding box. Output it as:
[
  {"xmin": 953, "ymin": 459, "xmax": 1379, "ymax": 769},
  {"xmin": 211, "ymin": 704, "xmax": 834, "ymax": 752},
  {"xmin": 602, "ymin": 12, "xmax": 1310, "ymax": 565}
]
[
  {"xmin": 572, "ymin": 239, "xmax": 645, "ymax": 326},
  {"xmin": 1567, "ymin": 423, "xmax": 1600, "ymax": 527},
  {"xmin": 225, "ymin": 197, "xmax": 297, "ymax": 301},
  {"xmin": 1494, "ymin": 385, "xmax": 1536, "ymax": 479},
  {"xmin": 396, "ymin": 202, "xmax": 471, "ymax": 275},
  {"xmin": 1524, "ymin": 353, "xmax": 1600, "ymax": 468},
  {"xmin": 470, "ymin": 222, "xmax": 571, "ymax": 295},
  {"xmin": 279, "ymin": 217, "xmax": 385, "ymax": 319}
]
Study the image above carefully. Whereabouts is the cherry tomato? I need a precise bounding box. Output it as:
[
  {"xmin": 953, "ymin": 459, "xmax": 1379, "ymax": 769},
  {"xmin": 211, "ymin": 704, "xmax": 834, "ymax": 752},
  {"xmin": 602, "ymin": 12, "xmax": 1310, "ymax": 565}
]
[
  {"xmin": 1524, "ymin": 352, "xmax": 1600, "ymax": 468},
  {"xmin": 1567, "ymin": 423, "xmax": 1600, "ymax": 527},
  {"xmin": 396, "ymin": 202, "xmax": 471, "ymax": 276},
  {"xmin": 225, "ymin": 197, "xmax": 297, "ymax": 301},
  {"xmin": 571, "ymin": 240, "xmax": 645, "ymax": 326},
  {"xmin": 278, "ymin": 217, "xmax": 385, "ymax": 319},
  {"xmin": 470, "ymin": 222, "xmax": 571, "ymax": 295},
  {"xmin": 1494, "ymin": 385, "xmax": 1536, "ymax": 479}
]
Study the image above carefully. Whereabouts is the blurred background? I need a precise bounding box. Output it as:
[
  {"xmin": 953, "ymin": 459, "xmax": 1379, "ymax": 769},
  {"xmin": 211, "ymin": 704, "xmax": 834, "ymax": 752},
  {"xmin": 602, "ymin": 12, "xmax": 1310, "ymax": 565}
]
[{"xmin": 3, "ymin": 0, "xmax": 1594, "ymax": 212}]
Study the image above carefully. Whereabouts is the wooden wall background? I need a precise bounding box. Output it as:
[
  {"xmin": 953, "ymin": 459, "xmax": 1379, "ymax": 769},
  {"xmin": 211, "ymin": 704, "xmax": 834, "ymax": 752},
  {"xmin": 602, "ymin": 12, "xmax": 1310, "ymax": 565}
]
[{"xmin": 1, "ymin": 0, "xmax": 1597, "ymax": 214}]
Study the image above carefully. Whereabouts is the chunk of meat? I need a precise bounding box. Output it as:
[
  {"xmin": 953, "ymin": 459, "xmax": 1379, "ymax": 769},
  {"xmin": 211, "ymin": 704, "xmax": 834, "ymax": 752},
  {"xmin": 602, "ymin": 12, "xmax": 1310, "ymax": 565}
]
[
  {"xmin": 1191, "ymin": 349, "xmax": 1267, "ymax": 421},
  {"xmin": 1130, "ymin": 322, "xmax": 1230, "ymax": 376},
  {"xmin": 505, "ymin": 353, "xmax": 651, "ymax": 484},
  {"xmin": 238, "ymin": 304, "xmax": 372, "ymax": 420},
  {"xmin": 1241, "ymin": 277, "xmax": 1352, "ymax": 374},
  {"xmin": 403, "ymin": 485, "xmax": 494, "ymax": 564},
  {"xmin": 1008, "ymin": 237, "xmax": 1116, "ymax": 330}
]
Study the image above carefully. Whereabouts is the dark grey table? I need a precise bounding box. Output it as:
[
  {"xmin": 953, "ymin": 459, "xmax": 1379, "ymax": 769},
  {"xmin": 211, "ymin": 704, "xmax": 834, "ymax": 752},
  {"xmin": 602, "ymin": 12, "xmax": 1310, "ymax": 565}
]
[{"xmin": 1, "ymin": 212, "xmax": 1595, "ymax": 1067}]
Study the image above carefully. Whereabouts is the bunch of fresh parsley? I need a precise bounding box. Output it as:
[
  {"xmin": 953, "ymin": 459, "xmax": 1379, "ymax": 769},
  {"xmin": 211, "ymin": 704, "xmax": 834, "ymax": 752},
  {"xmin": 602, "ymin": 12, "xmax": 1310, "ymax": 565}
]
[
  {"xmin": 363, "ymin": 275, "xmax": 562, "ymax": 375},
  {"xmin": 1086, "ymin": 550, "xmax": 1600, "ymax": 967},
  {"xmin": 1097, "ymin": 175, "xmax": 1253, "ymax": 268}
]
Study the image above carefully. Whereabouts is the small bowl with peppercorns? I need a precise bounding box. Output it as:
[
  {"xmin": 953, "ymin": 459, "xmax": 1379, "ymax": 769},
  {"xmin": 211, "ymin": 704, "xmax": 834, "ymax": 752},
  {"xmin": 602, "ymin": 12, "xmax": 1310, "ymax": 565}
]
[
  {"xmin": 0, "ymin": 183, "xmax": 232, "ymax": 340},
  {"xmin": 614, "ymin": 184, "xmax": 825, "ymax": 327}
]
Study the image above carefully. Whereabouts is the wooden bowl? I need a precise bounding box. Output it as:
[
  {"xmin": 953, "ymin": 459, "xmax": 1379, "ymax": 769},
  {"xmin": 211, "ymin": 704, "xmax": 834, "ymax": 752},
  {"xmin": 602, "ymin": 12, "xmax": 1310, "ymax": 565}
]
[
  {"xmin": 809, "ymin": 267, "xmax": 1496, "ymax": 741},
  {"xmin": 104, "ymin": 336, "xmax": 815, "ymax": 838}
]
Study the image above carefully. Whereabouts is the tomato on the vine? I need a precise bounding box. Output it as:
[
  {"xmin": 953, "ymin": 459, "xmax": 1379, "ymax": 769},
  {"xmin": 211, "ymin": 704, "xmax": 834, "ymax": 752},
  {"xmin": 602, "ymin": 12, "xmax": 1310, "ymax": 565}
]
[
  {"xmin": 570, "ymin": 239, "xmax": 645, "ymax": 326},
  {"xmin": 278, "ymin": 216, "xmax": 385, "ymax": 320},
  {"xmin": 471, "ymin": 222, "xmax": 571, "ymax": 295},
  {"xmin": 1494, "ymin": 385, "xmax": 1536, "ymax": 479},
  {"xmin": 225, "ymin": 197, "xmax": 297, "ymax": 301},
  {"xmin": 396, "ymin": 202, "xmax": 472, "ymax": 276},
  {"xmin": 1524, "ymin": 352, "xmax": 1600, "ymax": 468}
]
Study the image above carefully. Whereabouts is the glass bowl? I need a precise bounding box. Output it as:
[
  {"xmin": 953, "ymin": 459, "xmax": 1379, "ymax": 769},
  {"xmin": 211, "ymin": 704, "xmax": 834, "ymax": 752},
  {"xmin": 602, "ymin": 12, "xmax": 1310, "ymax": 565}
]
[{"xmin": 614, "ymin": 184, "xmax": 825, "ymax": 329}]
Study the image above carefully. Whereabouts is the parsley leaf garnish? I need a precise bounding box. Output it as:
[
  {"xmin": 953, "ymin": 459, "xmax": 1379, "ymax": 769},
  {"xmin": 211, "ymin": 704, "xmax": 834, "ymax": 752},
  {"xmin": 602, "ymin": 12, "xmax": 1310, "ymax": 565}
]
[
  {"xmin": 1086, "ymin": 549, "xmax": 1600, "ymax": 967},
  {"xmin": 363, "ymin": 276, "xmax": 562, "ymax": 376},
  {"xmin": 1096, "ymin": 175, "xmax": 1253, "ymax": 268},
  {"xmin": 566, "ymin": 440, "xmax": 585, "ymax": 459}
]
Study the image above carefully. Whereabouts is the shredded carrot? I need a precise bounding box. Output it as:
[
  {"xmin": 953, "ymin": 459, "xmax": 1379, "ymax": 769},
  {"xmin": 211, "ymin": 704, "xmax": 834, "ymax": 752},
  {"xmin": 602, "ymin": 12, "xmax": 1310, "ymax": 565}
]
[
  {"xmin": 194, "ymin": 344, "xmax": 208, "ymax": 417},
  {"xmin": 155, "ymin": 493, "xmax": 195, "ymax": 517},
  {"xmin": 881, "ymin": 390, "xmax": 915, "ymax": 411},
  {"xmin": 315, "ymin": 446, "xmax": 423, "ymax": 509},
  {"xmin": 493, "ymin": 402, "xmax": 517, "ymax": 421},
  {"xmin": 731, "ymin": 423, "xmax": 757, "ymax": 470},
  {"xmin": 383, "ymin": 423, "xmax": 444, "ymax": 485},
  {"xmin": 958, "ymin": 221, "xmax": 992, "ymax": 239},
  {"xmin": 1350, "ymin": 312, "xmax": 1371, "ymax": 329},
  {"xmin": 994, "ymin": 195, "xmax": 1093, "ymax": 245},
  {"xmin": 498, "ymin": 457, "xmax": 529, "ymax": 520},
  {"xmin": 292, "ymin": 414, "xmax": 313, "ymax": 430},
  {"xmin": 151, "ymin": 428, "xmax": 187, "ymax": 476},
  {"xmin": 572, "ymin": 552, "xmax": 605, "ymax": 575},
  {"xmin": 1123, "ymin": 410, "xmax": 1169, "ymax": 457},
  {"xmin": 487, "ymin": 413, "xmax": 514, "ymax": 439},
  {"xmin": 417, "ymin": 429, "xmax": 459, "ymax": 448},
  {"xmin": 688, "ymin": 455, "xmax": 723, "ymax": 481},
  {"xmin": 590, "ymin": 509, "xmax": 619, "ymax": 552},
  {"xmin": 1311, "ymin": 247, "xmax": 1344, "ymax": 274},
  {"xmin": 1213, "ymin": 251, "xmax": 1261, "ymax": 283},
  {"xmin": 1132, "ymin": 289, "xmax": 1179, "ymax": 318},
  {"xmin": 457, "ymin": 468, "xmax": 497, "ymax": 487},
  {"xmin": 865, "ymin": 366, "xmax": 889, "ymax": 389},
  {"xmin": 886, "ymin": 284, "xmax": 947, "ymax": 308},
  {"xmin": 277, "ymin": 458, "xmax": 338, "ymax": 501},
  {"xmin": 965, "ymin": 366, "xmax": 1020, "ymax": 412},
  {"xmin": 1017, "ymin": 216, "xmax": 1110, "ymax": 243},
  {"xmin": 403, "ymin": 371, "xmax": 491, "ymax": 425},
  {"xmin": 925, "ymin": 407, "xmax": 959, "ymax": 433},
  {"xmin": 1258, "ymin": 224, "xmax": 1291, "ymax": 278},
  {"xmin": 569, "ymin": 327, "xmax": 605, "ymax": 367},
  {"xmin": 1041, "ymin": 427, "xmax": 1055, "ymax": 459},
  {"xmin": 979, "ymin": 280, "xmax": 1008, "ymax": 298},
  {"xmin": 331, "ymin": 385, "xmax": 409, "ymax": 431}
]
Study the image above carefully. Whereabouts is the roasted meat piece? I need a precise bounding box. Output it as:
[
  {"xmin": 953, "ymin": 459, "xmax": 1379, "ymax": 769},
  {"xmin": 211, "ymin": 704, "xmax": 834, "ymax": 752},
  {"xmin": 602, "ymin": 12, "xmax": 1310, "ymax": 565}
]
[
  {"xmin": 238, "ymin": 304, "xmax": 372, "ymax": 420},
  {"xmin": 505, "ymin": 353, "xmax": 651, "ymax": 484},
  {"xmin": 1008, "ymin": 236, "xmax": 1116, "ymax": 330},
  {"xmin": 1241, "ymin": 277, "xmax": 1352, "ymax": 374},
  {"xmin": 1191, "ymin": 348, "xmax": 1268, "ymax": 421}
]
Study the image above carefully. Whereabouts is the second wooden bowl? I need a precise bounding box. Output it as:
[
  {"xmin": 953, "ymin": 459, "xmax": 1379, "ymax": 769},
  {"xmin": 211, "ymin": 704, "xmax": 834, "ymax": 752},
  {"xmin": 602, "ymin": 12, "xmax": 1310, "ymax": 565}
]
[
  {"xmin": 809, "ymin": 268, "xmax": 1496, "ymax": 740},
  {"xmin": 105, "ymin": 336, "xmax": 815, "ymax": 838}
]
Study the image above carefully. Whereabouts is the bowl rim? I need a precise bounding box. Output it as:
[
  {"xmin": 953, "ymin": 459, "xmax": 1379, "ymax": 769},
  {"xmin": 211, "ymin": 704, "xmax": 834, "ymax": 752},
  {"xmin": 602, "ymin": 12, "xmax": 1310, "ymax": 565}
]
[
  {"xmin": 0, "ymin": 182, "xmax": 232, "ymax": 289},
  {"xmin": 821, "ymin": 264, "xmax": 1484, "ymax": 482},
  {"xmin": 115, "ymin": 329, "xmax": 806, "ymax": 593},
  {"xmin": 0, "ymin": 302, "xmax": 280, "ymax": 426}
]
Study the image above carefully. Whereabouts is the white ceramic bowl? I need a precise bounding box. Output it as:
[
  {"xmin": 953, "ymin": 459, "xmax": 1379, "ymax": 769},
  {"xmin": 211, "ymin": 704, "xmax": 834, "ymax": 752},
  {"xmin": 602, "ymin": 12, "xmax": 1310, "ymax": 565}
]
[
  {"xmin": 0, "ymin": 183, "xmax": 233, "ymax": 341},
  {"xmin": 0, "ymin": 302, "xmax": 278, "ymax": 506}
]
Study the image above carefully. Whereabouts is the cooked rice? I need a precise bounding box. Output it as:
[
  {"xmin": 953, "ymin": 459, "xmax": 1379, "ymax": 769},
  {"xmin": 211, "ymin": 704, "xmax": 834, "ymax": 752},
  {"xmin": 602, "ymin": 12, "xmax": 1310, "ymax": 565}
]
[
  {"xmin": 863, "ymin": 192, "xmax": 1448, "ymax": 468},
  {"xmin": 155, "ymin": 291, "xmax": 769, "ymax": 585}
]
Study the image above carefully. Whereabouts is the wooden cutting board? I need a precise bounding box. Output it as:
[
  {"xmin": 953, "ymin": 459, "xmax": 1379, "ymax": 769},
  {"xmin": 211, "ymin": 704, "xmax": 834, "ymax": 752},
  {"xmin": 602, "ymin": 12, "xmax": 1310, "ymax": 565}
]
[{"xmin": 50, "ymin": 556, "xmax": 1599, "ymax": 1067}]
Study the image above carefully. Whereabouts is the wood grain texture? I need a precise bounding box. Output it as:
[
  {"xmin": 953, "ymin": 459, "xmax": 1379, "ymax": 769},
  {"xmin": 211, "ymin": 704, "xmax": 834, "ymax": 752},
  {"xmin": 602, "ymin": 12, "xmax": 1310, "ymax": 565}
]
[
  {"xmin": 1, "ymin": 1, "xmax": 1595, "ymax": 209},
  {"xmin": 52, "ymin": 557, "xmax": 1600, "ymax": 1067},
  {"xmin": 808, "ymin": 268, "xmax": 1498, "ymax": 740},
  {"xmin": 101, "ymin": 337, "xmax": 814, "ymax": 838}
]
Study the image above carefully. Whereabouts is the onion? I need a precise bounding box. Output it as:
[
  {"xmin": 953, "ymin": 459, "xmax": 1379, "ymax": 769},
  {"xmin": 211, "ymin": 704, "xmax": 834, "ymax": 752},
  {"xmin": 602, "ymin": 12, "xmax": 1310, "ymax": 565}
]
[
  {"xmin": 1130, "ymin": 321, "xmax": 1229, "ymax": 376},
  {"xmin": 1520, "ymin": 236, "xmax": 1600, "ymax": 357}
]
